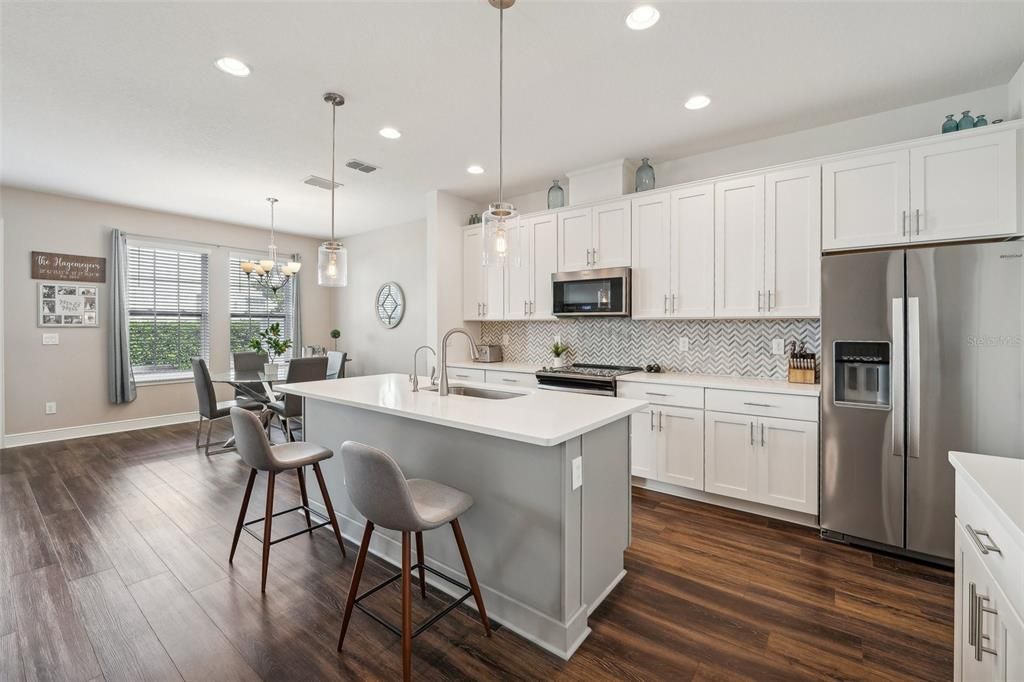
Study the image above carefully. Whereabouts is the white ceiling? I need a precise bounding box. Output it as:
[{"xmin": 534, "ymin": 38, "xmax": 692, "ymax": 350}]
[{"xmin": 3, "ymin": 1, "xmax": 1023, "ymax": 238}]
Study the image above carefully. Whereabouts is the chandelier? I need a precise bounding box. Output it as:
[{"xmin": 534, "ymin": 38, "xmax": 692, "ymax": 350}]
[{"xmin": 240, "ymin": 197, "xmax": 301, "ymax": 296}]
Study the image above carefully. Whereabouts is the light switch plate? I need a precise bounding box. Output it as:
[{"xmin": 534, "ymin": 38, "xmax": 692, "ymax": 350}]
[
  {"xmin": 678, "ymin": 336, "xmax": 690, "ymax": 352},
  {"xmin": 42, "ymin": 333, "xmax": 59, "ymax": 345},
  {"xmin": 571, "ymin": 456, "xmax": 583, "ymax": 490},
  {"xmin": 45, "ymin": 402, "xmax": 57, "ymax": 415},
  {"xmin": 772, "ymin": 338, "xmax": 785, "ymax": 355}
]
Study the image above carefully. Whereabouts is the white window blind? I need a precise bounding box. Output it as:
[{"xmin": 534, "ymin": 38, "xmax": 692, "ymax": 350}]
[
  {"xmin": 126, "ymin": 241, "xmax": 210, "ymax": 379},
  {"xmin": 229, "ymin": 254, "xmax": 296, "ymax": 362}
]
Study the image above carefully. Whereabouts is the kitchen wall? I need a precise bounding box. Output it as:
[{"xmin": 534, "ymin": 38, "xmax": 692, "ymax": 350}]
[
  {"xmin": 1, "ymin": 187, "xmax": 331, "ymax": 437},
  {"xmin": 330, "ymin": 218, "xmax": 427, "ymax": 377},
  {"xmin": 480, "ymin": 318, "xmax": 820, "ymax": 380},
  {"xmin": 1010, "ymin": 60, "xmax": 1024, "ymax": 121}
]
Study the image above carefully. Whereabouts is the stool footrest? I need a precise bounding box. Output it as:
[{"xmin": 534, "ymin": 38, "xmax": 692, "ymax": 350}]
[
  {"xmin": 240, "ymin": 504, "xmax": 332, "ymax": 545},
  {"xmin": 353, "ymin": 563, "xmax": 473, "ymax": 639}
]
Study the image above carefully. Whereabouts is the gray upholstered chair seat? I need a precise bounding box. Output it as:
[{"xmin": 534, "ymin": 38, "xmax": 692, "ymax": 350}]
[
  {"xmin": 266, "ymin": 441, "xmax": 333, "ymax": 472},
  {"xmin": 212, "ymin": 398, "xmax": 263, "ymax": 419},
  {"xmin": 406, "ymin": 479, "xmax": 474, "ymax": 531}
]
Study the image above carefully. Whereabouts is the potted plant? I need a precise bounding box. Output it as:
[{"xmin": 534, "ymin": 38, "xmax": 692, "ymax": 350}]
[
  {"xmin": 330, "ymin": 328, "xmax": 342, "ymax": 351},
  {"xmin": 551, "ymin": 341, "xmax": 569, "ymax": 368},
  {"xmin": 249, "ymin": 323, "xmax": 293, "ymax": 374}
]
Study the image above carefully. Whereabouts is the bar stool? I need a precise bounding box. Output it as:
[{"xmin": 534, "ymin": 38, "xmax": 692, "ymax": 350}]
[
  {"xmin": 336, "ymin": 441, "xmax": 490, "ymax": 681},
  {"xmin": 228, "ymin": 407, "xmax": 347, "ymax": 592}
]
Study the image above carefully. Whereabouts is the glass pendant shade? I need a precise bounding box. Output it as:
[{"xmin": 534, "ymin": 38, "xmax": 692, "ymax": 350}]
[
  {"xmin": 482, "ymin": 201, "xmax": 517, "ymax": 268},
  {"xmin": 318, "ymin": 241, "xmax": 348, "ymax": 287}
]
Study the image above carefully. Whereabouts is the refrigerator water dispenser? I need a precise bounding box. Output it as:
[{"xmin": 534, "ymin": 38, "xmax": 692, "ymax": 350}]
[{"xmin": 833, "ymin": 341, "xmax": 891, "ymax": 409}]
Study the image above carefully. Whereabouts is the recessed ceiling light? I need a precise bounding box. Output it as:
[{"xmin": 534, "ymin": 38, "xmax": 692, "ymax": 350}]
[
  {"xmin": 214, "ymin": 57, "xmax": 250, "ymax": 77},
  {"xmin": 626, "ymin": 5, "xmax": 660, "ymax": 30},
  {"xmin": 685, "ymin": 94, "xmax": 711, "ymax": 110},
  {"xmin": 379, "ymin": 127, "xmax": 401, "ymax": 139},
  {"xmin": 467, "ymin": 165, "xmax": 485, "ymax": 175}
]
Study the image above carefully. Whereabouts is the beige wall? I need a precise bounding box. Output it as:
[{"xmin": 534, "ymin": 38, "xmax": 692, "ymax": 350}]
[
  {"xmin": 1, "ymin": 187, "xmax": 332, "ymax": 435},
  {"xmin": 331, "ymin": 219, "xmax": 428, "ymax": 377},
  {"xmin": 1010, "ymin": 60, "xmax": 1024, "ymax": 121}
]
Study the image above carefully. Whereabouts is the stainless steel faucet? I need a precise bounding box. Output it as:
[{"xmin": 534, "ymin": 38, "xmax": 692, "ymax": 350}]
[
  {"xmin": 409, "ymin": 345, "xmax": 436, "ymax": 392},
  {"xmin": 438, "ymin": 328, "xmax": 480, "ymax": 396}
]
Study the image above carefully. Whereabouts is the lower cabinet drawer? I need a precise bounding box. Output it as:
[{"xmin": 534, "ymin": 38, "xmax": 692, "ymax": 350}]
[
  {"xmin": 617, "ymin": 381, "xmax": 704, "ymax": 409},
  {"xmin": 705, "ymin": 388, "xmax": 818, "ymax": 422},
  {"xmin": 485, "ymin": 370, "xmax": 539, "ymax": 387},
  {"xmin": 446, "ymin": 367, "xmax": 486, "ymax": 383}
]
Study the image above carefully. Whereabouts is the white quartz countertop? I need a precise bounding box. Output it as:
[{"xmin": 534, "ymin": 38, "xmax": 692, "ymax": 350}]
[
  {"xmin": 618, "ymin": 371, "xmax": 821, "ymax": 397},
  {"xmin": 447, "ymin": 360, "xmax": 545, "ymax": 373},
  {"xmin": 278, "ymin": 373, "xmax": 647, "ymax": 447},
  {"xmin": 949, "ymin": 451, "xmax": 1024, "ymax": 544}
]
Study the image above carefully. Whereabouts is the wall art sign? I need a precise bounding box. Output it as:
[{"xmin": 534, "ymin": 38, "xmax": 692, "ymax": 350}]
[
  {"xmin": 31, "ymin": 251, "xmax": 107, "ymax": 283},
  {"xmin": 38, "ymin": 283, "xmax": 99, "ymax": 327}
]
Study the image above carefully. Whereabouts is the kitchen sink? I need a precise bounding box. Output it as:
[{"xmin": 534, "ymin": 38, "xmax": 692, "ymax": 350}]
[{"xmin": 422, "ymin": 385, "xmax": 524, "ymax": 400}]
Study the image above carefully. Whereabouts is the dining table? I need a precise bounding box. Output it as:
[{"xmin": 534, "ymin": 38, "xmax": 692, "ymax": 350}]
[{"xmin": 208, "ymin": 364, "xmax": 291, "ymax": 447}]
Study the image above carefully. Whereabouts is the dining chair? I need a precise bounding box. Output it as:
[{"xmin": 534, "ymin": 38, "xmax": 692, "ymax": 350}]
[
  {"xmin": 232, "ymin": 351, "xmax": 269, "ymax": 402},
  {"xmin": 191, "ymin": 358, "xmax": 263, "ymax": 456},
  {"xmin": 326, "ymin": 351, "xmax": 348, "ymax": 380},
  {"xmin": 268, "ymin": 356, "xmax": 328, "ymax": 441}
]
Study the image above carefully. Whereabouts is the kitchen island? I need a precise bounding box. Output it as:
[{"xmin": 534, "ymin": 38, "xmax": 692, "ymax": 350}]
[{"xmin": 277, "ymin": 373, "xmax": 647, "ymax": 659}]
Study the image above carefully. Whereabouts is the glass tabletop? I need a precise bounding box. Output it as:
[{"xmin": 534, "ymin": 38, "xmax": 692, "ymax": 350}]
[{"xmin": 209, "ymin": 365, "xmax": 289, "ymax": 384}]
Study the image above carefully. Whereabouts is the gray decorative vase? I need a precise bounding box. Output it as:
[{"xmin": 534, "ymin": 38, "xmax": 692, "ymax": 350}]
[
  {"xmin": 957, "ymin": 111, "xmax": 975, "ymax": 131},
  {"xmin": 635, "ymin": 158, "xmax": 655, "ymax": 192},
  {"xmin": 547, "ymin": 180, "xmax": 565, "ymax": 210}
]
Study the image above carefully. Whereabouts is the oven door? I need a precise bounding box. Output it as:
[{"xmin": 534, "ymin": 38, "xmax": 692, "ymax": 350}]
[{"xmin": 552, "ymin": 267, "xmax": 630, "ymax": 317}]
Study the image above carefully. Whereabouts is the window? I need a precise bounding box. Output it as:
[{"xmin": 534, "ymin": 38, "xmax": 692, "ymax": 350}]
[
  {"xmin": 127, "ymin": 241, "xmax": 210, "ymax": 381},
  {"xmin": 229, "ymin": 253, "xmax": 296, "ymax": 362}
]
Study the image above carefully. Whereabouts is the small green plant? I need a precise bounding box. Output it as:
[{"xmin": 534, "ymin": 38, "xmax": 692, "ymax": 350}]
[
  {"xmin": 249, "ymin": 323, "xmax": 293, "ymax": 363},
  {"xmin": 551, "ymin": 341, "xmax": 569, "ymax": 358},
  {"xmin": 330, "ymin": 328, "xmax": 341, "ymax": 350}
]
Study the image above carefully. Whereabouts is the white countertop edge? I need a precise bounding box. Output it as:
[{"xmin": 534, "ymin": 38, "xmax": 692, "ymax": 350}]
[
  {"xmin": 618, "ymin": 371, "xmax": 821, "ymax": 397},
  {"xmin": 949, "ymin": 451, "xmax": 1024, "ymax": 544},
  {"xmin": 278, "ymin": 377, "xmax": 647, "ymax": 447}
]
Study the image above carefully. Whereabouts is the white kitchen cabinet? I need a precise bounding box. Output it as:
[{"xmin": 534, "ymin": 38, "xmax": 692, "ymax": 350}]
[
  {"xmin": 530, "ymin": 213, "xmax": 558, "ymax": 319},
  {"xmin": 631, "ymin": 192, "xmax": 672, "ymax": 318},
  {"xmin": 462, "ymin": 225, "xmax": 503, "ymax": 320},
  {"xmin": 671, "ymin": 184, "xmax": 715, "ymax": 318},
  {"xmin": 557, "ymin": 200, "xmax": 631, "ymax": 272},
  {"xmin": 658, "ymin": 406, "xmax": 704, "ymax": 490},
  {"xmin": 910, "ymin": 129, "xmax": 1018, "ymax": 243},
  {"xmin": 704, "ymin": 410, "xmax": 758, "ymax": 502},
  {"xmin": 630, "ymin": 408, "xmax": 658, "ymax": 479},
  {"xmin": 756, "ymin": 416, "xmax": 818, "ymax": 514},
  {"xmin": 822, "ymin": 149, "xmax": 910, "ymax": 251},
  {"xmin": 764, "ymin": 166, "xmax": 821, "ymax": 317},
  {"xmin": 714, "ymin": 175, "xmax": 765, "ymax": 318},
  {"xmin": 957, "ymin": 522, "xmax": 1016, "ymax": 682},
  {"xmin": 505, "ymin": 218, "xmax": 531, "ymax": 320}
]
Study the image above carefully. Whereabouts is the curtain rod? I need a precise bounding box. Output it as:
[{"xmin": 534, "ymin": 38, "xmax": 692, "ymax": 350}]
[{"xmin": 121, "ymin": 231, "xmax": 302, "ymax": 257}]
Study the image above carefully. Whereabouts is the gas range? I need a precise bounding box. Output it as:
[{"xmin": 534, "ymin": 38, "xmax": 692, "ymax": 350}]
[{"xmin": 535, "ymin": 363, "xmax": 642, "ymax": 396}]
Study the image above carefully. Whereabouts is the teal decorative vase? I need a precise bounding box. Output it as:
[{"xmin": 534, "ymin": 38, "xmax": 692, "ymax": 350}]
[
  {"xmin": 547, "ymin": 180, "xmax": 565, "ymax": 210},
  {"xmin": 957, "ymin": 111, "xmax": 975, "ymax": 131},
  {"xmin": 941, "ymin": 114, "xmax": 958, "ymax": 134},
  {"xmin": 975, "ymin": 114, "xmax": 988, "ymax": 127},
  {"xmin": 635, "ymin": 158, "xmax": 655, "ymax": 192}
]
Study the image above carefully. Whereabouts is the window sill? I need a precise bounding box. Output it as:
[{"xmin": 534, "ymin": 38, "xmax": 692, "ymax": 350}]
[{"xmin": 135, "ymin": 373, "xmax": 193, "ymax": 386}]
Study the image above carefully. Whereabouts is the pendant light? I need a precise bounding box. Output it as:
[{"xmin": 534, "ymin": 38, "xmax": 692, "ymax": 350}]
[
  {"xmin": 481, "ymin": 0, "xmax": 517, "ymax": 269},
  {"xmin": 318, "ymin": 92, "xmax": 348, "ymax": 287}
]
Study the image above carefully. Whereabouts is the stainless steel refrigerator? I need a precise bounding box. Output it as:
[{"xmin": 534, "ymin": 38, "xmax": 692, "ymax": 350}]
[{"xmin": 820, "ymin": 239, "xmax": 1024, "ymax": 562}]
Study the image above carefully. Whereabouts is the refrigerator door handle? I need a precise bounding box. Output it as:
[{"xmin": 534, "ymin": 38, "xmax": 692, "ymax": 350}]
[
  {"xmin": 892, "ymin": 297, "xmax": 905, "ymax": 458},
  {"xmin": 907, "ymin": 297, "xmax": 921, "ymax": 458}
]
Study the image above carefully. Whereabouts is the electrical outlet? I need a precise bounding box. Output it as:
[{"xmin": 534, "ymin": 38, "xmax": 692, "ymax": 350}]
[
  {"xmin": 42, "ymin": 333, "xmax": 59, "ymax": 345},
  {"xmin": 502, "ymin": 333, "xmax": 510, "ymax": 345},
  {"xmin": 772, "ymin": 338, "xmax": 785, "ymax": 355},
  {"xmin": 678, "ymin": 336, "xmax": 690, "ymax": 352},
  {"xmin": 571, "ymin": 456, "xmax": 583, "ymax": 490},
  {"xmin": 554, "ymin": 334, "xmax": 562, "ymax": 345},
  {"xmin": 45, "ymin": 402, "xmax": 57, "ymax": 415}
]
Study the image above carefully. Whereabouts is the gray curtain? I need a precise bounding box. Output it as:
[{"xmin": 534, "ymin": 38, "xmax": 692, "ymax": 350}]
[
  {"xmin": 291, "ymin": 253, "xmax": 303, "ymax": 354},
  {"xmin": 108, "ymin": 229, "xmax": 137, "ymax": 403}
]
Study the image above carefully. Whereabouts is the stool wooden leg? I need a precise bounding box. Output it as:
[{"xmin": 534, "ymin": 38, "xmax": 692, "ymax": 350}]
[
  {"xmin": 230, "ymin": 468, "xmax": 257, "ymax": 563},
  {"xmin": 451, "ymin": 519, "xmax": 491, "ymax": 637},
  {"xmin": 338, "ymin": 521, "xmax": 374, "ymax": 652},
  {"xmin": 401, "ymin": 531, "xmax": 412, "ymax": 682},
  {"xmin": 261, "ymin": 471, "xmax": 276, "ymax": 593},
  {"xmin": 415, "ymin": 532, "xmax": 426, "ymax": 598},
  {"xmin": 312, "ymin": 463, "xmax": 347, "ymax": 557},
  {"xmin": 296, "ymin": 467, "xmax": 312, "ymax": 529}
]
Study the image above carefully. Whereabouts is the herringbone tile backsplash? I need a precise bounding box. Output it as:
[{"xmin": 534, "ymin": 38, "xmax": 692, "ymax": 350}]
[{"xmin": 480, "ymin": 318, "xmax": 820, "ymax": 379}]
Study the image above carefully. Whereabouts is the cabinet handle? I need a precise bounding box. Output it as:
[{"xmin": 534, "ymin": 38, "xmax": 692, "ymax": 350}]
[
  {"xmin": 664, "ymin": 294, "xmax": 669, "ymax": 314},
  {"xmin": 671, "ymin": 294, "xmax": 677, "ymax": 314},
  {"xmin": 969, "ymin": 582, "xmax": 978, "ymax": 647},
  {"xmin": 975, "ymin": 592, "xmax": 999, "ymax": 661},
  {"xmin": 645, "ymin": 391, "xmax": 670, "ymax": 397},
  {"xmin": 760, "ymin": 423, "xmax": 765, "ymax": 446},
  {"xmin": 757, "ymin": 290, "xmax": 763, "ymax": 312},
  {"xmin": 915, "ymin": 209, "xmax": 921, "ymax": 236},
  {"xmin": 966, "ymin": 525, "xmax": 1002, "ymax": 555},
  {"xmin": 454, "ymin": 374, "xmax": 470, "ymax": 379},
  {"xmin": 592, "ymin": 248, "xmax": 598, "ymax": 264},
  {"xmin": 650, "ymin": 410, "xmax": 655, "ymax": 432},
  {"xmin": 767, "ymin": 290, "xmax": 774, "ymax": 312},
  {"xmin": 901, "ymin": 210, "xmax": 907, "ymax": 236},
  {"xmin": 586, "ymin": 248, "xmax": 592, "ymax": 266},
  {"xmin": 743, "ymin": 402, "xmax": 775, "ymax": 408},
  {"xmin": 530, "ymin": 301, "xmax": 535, "ymax": 314},
  {"xmin": 750, "ymin": 422, "xmax": 755, "ymax": 446},
  {"xmin": 658, "ymin": 411, "xmax": 663, "ymax": 432},
  {"xmin": 523, "ymin": 300, "xmax": 527, "ymax": 316},
  {"xmin": 501, "ymin": 378, "xmax": 519, "ymax": 383}
]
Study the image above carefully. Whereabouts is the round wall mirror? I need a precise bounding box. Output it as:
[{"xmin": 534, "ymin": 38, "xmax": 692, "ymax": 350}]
[{"xmin": 375, "ymin": 281, "xmax": 405, "ymax": 328}]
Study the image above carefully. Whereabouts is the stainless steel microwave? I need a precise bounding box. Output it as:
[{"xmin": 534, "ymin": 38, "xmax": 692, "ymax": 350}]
[{"xmin": 552, "ymin": 267, "xmax": 631, "ymax": 317}]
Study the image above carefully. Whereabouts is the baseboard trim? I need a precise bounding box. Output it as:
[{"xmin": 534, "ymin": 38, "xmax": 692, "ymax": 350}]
[
  {"xmin": 3, "ymin": 411, "xmax": 200, "ymax": 449},
  {"xmin": 633, "ymin": 478, "xmax": 820, "ymax": 528}
]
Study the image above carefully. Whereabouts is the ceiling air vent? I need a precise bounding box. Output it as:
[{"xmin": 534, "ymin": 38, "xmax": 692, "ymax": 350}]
[
  {"xmin": 345, "ymin": 159, "xmax": 380, "ymax": 174},
  {"xmin": 303, "ymin": 175, "xmax": 342, "ymax": 190}
]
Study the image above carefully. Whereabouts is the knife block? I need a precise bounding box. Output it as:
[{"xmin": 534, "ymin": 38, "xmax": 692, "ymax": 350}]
[{"xmin": 787, "ymin": 357, "xmax": 817, "ymax": 384}]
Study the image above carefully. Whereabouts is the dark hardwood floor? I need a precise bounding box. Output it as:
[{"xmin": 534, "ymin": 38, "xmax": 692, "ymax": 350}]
[{"xmin": 0, "ymin": 421, "xmax": 954, "ymax": 681}]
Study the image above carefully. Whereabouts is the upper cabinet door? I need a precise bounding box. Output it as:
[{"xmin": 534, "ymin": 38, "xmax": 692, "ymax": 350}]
[
  {"xmin": 631, "ymin": 193, "xmax": 672, "ymax": 319},
  {"xmin": 755, "ymin": 416, "xmax": 818, "ymax": 514},
  {"xmin": 704, "ymin": 411, "xmax": 757, "ymax": 502},
  {"xmin": 557, "ymin": 208, "xmax": 592, "ymax": 272},
  {"xmin": 504, "ymin": 219, "xmax": 530, "ymax": 320},
  {"xmin": 658, "ymin": 406, "xmax": 704, "ymax": 491},
  {"xmin": 592, "ymin": 200, "xmax": 632, "ymax": 268},
  {"xmin": 910, "ymin": 129, "xmax": 1018, "ymax": 243},
  {"xmin": 529, "ymin": 214, "xmax": 558, "ymax": 319},
  {"xmin": 483, "ymin": 260, "xmax": 504, "ymax": 320},
  {"xmin": 670, "ymin": 184, "xmax": 715, "ymax": 318},
  {"xmin": 462, "ymin": 227, "xmax": 483, "ymax": 320},
  {"xmin": 765, "ymin": 166, "xmax": 821, "ymax": 317},
  {"xmin": 822, "ymin": 149, "xmax": 911, "ymax": 251},
  {"xmin": 714, "ymin": 175, "xmax": 765, "ymax": 318}
]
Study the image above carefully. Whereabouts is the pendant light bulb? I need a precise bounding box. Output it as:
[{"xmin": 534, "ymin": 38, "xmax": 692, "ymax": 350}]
[{"xmin": 318, "ymin": 92, "xmax": 349, "ymax": 287}]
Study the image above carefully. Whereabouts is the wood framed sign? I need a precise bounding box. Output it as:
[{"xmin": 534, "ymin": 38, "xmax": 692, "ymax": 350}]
[{"xmin": 31, "ymin": 251, "xmax": 107, "ymax": 283}]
